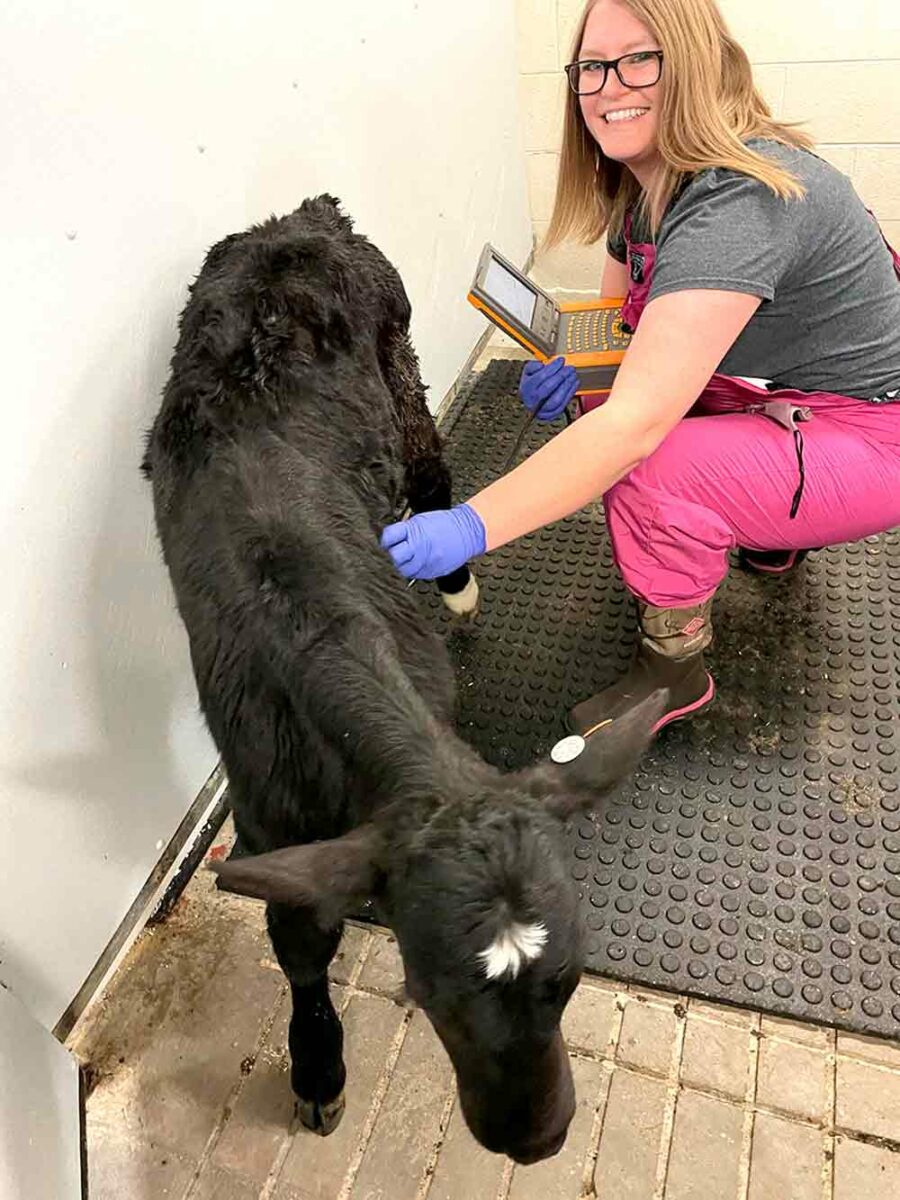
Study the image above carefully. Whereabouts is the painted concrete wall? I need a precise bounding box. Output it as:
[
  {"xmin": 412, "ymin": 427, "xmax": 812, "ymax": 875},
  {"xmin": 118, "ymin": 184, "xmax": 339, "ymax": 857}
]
[
  {"xmin": 1, "ymin": 0, "xmax": 531, "ymax": 1028},
  {"xmin": 0, "ymin": 986, "xmax": 83, "ymax": 1199},
  {"xmin": 514, "ymin": 0, "xmax": 900, "ymax": 293}
]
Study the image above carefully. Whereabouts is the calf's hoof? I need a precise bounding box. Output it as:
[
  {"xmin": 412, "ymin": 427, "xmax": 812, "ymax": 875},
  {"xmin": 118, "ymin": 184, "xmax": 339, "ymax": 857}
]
[
  {"xmin": 296, "ymin": 1092, "xmax": 346, "ymax": 1136},
  {"xmin": 440, "ymin": 573, "xmax": 479, "ymax": 619}
]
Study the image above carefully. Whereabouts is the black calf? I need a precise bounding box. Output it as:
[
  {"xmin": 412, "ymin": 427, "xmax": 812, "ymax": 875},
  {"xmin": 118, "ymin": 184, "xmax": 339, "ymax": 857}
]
[{"xmin": 142, "ymin": 195, "xmax": 659, "ymax": 1163}]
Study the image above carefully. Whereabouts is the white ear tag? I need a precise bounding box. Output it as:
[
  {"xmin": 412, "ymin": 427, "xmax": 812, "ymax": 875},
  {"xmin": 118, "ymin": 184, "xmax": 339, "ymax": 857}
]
[{"xmin": 550, "ymin": 734, "xmax": 586, "ymax": 764}]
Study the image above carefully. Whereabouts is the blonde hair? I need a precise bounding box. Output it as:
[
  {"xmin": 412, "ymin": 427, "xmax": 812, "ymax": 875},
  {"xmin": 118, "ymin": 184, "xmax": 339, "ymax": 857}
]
[{"xmin": 544, "ymin": 0, "xmax": 814, "ymax": 249}]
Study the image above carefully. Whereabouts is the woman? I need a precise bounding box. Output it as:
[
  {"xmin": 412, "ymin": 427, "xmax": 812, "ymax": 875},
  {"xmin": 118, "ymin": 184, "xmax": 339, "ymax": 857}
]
[{"xmin": 381, "ymin": 0, "xmax": 900, "ymax": 738}]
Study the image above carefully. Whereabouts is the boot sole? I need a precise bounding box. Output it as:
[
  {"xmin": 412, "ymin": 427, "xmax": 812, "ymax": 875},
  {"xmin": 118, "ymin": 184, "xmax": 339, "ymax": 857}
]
[
  {"xmin": 738, "ymin": 548, "xmax": 812, "ymax": 575},
  {"xmin": 566, "ymin": 672, "xmax": 715, "ymax": 738},
  {"xmin": 651, "ymin": 673, "xmax": 715, "ymax": 733}
]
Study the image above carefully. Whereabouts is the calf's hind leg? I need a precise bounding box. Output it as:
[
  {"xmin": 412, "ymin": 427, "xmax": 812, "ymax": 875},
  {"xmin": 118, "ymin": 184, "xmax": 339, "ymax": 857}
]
[
  {"xmin": 266, "ymin": 903, "xmax": 346, "ymax": 1135},
  {"xmin": 382, "ymin": 327, "xmax": 479, "ymax": 616},
  {"xmin": 405, "ymin": 453, "xmax": 480, "ymax": 614}
]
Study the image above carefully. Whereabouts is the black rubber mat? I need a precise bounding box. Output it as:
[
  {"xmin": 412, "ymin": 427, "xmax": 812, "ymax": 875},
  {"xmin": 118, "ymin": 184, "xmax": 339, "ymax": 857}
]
[{"xmin": 416, "ymin": 358, "xmax": 900, "ymax": 1038}]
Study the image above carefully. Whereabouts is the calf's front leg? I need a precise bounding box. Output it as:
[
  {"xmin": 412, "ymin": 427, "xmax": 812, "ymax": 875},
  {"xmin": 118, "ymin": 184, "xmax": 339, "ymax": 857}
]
[{"xmin": 266, "ymin": 903, "xmax": 346, "ymax": 1135}]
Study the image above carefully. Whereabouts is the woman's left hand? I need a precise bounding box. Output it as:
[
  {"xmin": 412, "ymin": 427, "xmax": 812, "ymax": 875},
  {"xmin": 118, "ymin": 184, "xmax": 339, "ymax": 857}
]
[{"xmin": 519, "ymin": 357, "xmax": 578, "ymax": 421}]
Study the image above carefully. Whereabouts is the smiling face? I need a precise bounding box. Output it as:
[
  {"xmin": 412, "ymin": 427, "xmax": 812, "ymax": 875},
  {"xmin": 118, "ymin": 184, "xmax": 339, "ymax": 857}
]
[{"xmin": 577, "ymin": 0, "xmax": 664, "ymax": 186}]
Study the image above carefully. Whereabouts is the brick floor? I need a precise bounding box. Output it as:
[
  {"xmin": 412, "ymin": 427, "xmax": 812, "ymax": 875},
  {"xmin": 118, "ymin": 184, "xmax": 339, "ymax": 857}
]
[{"xmin": 72, "ymin": 825, "xmax": 900, "ymax": 1200}]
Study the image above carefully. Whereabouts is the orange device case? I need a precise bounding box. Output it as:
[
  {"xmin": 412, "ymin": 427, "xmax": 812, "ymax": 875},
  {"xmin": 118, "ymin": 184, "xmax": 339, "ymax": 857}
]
[{"xmin": 467, "ymin": 275, "xmax": 629, "ymax": 397}]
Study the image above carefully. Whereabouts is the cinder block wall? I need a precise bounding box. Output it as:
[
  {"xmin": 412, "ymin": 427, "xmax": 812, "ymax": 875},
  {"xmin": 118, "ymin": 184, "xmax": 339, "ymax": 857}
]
[{"xmin": 516, "ymin": 0, "xmax": 900, "ymax": 295}]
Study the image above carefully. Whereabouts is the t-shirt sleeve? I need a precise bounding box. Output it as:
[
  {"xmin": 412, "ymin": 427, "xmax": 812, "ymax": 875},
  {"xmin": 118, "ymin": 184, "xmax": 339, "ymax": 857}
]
[
  {"xmin": 649, "ymin": 170, "xmax": 803, "ymax": 304},
  {"xmin": 606, "ymin": 221, "xmax": 627, "ymax": 264}
]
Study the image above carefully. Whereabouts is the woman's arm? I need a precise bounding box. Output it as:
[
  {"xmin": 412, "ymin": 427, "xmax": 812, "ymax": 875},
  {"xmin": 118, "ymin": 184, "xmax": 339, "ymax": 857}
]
[
  {"xmin": 601, "ymin": 251, "xmax": 630, "ymax": 298},
  {"xmin": 467, "ymin": 288, "xmax": 762, "ymax": 551}
]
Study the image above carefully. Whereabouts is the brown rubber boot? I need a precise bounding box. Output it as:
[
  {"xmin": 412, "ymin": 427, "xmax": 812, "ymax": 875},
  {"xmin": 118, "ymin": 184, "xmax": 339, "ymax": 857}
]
[{"xmin": 568, "ymin": 599, "xmax": 715, "ymax": 737}]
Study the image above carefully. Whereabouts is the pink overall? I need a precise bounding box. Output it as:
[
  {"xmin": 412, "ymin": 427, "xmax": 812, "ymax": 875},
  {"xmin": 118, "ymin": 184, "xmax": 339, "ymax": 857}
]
[{"xmin": 586, "ymin": 213, "xmax": 900, "ymax": 608}]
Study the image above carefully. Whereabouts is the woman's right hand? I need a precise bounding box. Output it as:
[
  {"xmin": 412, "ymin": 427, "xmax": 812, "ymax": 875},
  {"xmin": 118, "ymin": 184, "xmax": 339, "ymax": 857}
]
[{"xmin": 519, "ymin": 357, "xmax": 578, "ymax": 421}]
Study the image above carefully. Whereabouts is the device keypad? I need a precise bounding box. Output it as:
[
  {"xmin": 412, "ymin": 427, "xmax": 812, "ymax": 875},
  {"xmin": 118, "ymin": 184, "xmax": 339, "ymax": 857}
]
[{"xmin": 565, "ymin": 309, "xmax": 631, "ymax": 353}]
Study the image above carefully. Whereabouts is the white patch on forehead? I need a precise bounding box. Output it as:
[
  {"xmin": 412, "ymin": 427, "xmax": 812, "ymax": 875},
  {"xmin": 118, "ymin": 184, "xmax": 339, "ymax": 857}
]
[{"xmin": 478, "ymin": 921, "xmax": 549, "ymax": 981}]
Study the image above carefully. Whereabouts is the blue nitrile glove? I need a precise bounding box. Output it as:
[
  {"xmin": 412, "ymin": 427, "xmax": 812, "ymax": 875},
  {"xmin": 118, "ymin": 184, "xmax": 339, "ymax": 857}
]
[
  {"xmin": 380, "ymin": 504, "xmax": 486, "ymax": 580},
  {"xmin": 519, "ymin": 357, "xmax": 578, "ymax": 421}
]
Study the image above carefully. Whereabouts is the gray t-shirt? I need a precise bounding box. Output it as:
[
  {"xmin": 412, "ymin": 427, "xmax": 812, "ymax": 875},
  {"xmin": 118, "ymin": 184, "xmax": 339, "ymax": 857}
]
[{"xmin": 607, "ymin": 140, "xmax": 900, "ymax": 400}]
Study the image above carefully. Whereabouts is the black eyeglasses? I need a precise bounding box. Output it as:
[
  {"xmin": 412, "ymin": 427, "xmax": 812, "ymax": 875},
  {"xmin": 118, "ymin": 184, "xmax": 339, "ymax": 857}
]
[{"xmin": 564, "ymin": 51, "xmax": 663, "ymax": 96}]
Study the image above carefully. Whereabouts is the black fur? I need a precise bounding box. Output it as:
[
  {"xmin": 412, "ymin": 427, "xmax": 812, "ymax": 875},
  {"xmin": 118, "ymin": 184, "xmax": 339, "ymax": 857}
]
[{"xmin": 143, "ymin": 196, "xmax": 658, "ymax": 1163}]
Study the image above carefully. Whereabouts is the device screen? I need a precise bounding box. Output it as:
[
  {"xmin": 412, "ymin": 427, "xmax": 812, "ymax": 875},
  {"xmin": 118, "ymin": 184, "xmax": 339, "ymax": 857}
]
[{"xmin": 483, "ymin": 256, "xmax": 537, "ymax": 328}]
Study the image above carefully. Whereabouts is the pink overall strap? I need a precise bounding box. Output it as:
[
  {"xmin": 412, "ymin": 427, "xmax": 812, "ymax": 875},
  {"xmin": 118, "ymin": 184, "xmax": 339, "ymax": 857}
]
[
  {"xmin": 620, "ymin": 211, "xmax": 656, "ymax": 333},
  {"xmin": 577, "ymin": 212, "xmax": 651, "ymax": 416}
]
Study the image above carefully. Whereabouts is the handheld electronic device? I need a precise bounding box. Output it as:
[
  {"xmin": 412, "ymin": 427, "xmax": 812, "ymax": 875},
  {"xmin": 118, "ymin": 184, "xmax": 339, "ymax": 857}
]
[{"xmin": 467, "ymin": 243, "xmax": 631, "ymax": 395}]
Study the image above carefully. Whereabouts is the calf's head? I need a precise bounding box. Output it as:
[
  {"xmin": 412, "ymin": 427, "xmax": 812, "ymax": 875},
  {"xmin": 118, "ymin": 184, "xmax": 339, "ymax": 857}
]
[{"xmin": 213, "ymin": 694, "xmax": 662, "ymax": 1164}]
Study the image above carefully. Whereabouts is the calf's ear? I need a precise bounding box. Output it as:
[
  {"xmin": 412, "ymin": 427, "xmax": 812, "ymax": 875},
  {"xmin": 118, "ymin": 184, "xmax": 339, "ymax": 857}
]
[
  {"xmin": 517, "ymin": 690, "xmax": 666, "ymax": 820},
  {"xmin": 209, "ymin": 824, "xmax": 381, "ymax": 929}
]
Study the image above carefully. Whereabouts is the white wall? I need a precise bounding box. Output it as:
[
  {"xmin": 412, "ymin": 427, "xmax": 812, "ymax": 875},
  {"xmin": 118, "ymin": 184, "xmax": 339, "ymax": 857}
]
[
  {"xmin": 0, "ymin": 986, "xmax": 83, "ymax": 1199},
  {"xmin": 0, "ymin": 0, "xmax": 531, "ymax": 1029}
]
